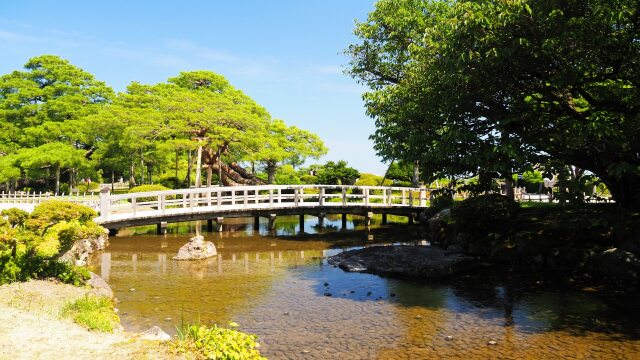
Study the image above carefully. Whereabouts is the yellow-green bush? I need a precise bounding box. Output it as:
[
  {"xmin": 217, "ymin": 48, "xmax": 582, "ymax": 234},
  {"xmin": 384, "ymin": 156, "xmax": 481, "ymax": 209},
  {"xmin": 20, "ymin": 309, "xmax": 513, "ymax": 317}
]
[
  {"xmin": 173, "ymin": 323, "xmax": 265, "ymax": 360},
  {"xmin": 26, "ymin": 201, "xmax": 97, "ymax": 235},
  {"xmin": 62, "ymin": 295, "xmax": 120, "ymax": 332},
  {"xmin": 129, "ymin": 184, "xmax": 171, "ymax": 202}
]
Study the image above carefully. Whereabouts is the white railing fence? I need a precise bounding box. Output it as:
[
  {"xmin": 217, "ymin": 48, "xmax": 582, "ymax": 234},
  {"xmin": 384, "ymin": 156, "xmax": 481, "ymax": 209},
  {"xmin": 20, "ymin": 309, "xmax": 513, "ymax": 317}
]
[
  {"xmin": 0, "ymin": 191, "xmax": 99, "ymax": 211},
  {"xmin": 99, "ymin": 185, "xmax": 431, "ymax": 221}
]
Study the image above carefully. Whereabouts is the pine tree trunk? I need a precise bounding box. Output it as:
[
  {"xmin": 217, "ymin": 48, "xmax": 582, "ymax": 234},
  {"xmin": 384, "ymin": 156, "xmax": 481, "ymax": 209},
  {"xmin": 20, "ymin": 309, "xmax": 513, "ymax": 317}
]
[
  {"xmin": 206, "ymin": 166, "xmax": 213, "ymax": 187},
  {"xmin": 55, "ymin": 165, "xmax": 61, "ymax": 195},
  {"xmin": 129, "ymin": 162, "xmax": 137, "ymax": 187},
  {"xmin": 412, "ymin": 160, "xmax": 420, "ymax": 187},
  {"xmin": 195, "ymin": 145, "xmax": 203, "ymax": 188},
  {"xmin": 186, "ymin": 150, "xmax": 192, "ymax": 187}
]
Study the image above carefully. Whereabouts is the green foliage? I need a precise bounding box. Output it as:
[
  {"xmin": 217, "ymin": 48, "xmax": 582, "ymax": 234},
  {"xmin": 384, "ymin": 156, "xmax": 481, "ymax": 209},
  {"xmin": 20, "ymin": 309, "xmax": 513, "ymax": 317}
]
[
  {"xmin": 430, "ymin": 191, "xmax": 454, "ymax": 212},
  {"xmin": 299, "ymin": 174, "xmax": 318, "ymax": 185},
  {"xmin": 1, "ymin": 208, "xmax": 29, "ymax": 228},
  {"xmin": 355, "ymin": 173, "xmax": 391, "ymax": 186},
  {"xmin": 62, "ymin": 295, "xmax": 120, "ymax": 332},
  {"xmin": 316, "ymin": 160, "xmax": 360, "ymax": 185},
  {"xmin": 0, "ymin": 254, "xmax": 89, "ymax": 286},
  {"xmin": 348, "ymin": 0, "xmax": 640, "ymax": 209},
  {"xmin": 273, "ymin": 164, "xmax": 301, "ymax": 185},
  {"xmin": 452, "ymin": 194, "xmax": 520, "ymax": 234},
  {"xmin": 129, "ymin": 184, "xmax": 171, "ymax": 202},
  {"xmin": 26, "ymin": 201, "xmax": 97, "ymax": 235},
  {"xmin": 173, "ymin": 323, "xmax": 265, "ymax": 360},
  {"xmin": 386, "ymin": 161, "xmax": 413, "ymax": 183}
]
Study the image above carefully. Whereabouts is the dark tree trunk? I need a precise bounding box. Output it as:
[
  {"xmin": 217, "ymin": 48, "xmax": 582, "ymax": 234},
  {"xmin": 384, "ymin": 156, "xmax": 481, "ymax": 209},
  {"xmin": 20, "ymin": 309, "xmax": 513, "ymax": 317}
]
[{"xmin": 55, "ymin": 165, "xmax": 61, "ymax": 195}]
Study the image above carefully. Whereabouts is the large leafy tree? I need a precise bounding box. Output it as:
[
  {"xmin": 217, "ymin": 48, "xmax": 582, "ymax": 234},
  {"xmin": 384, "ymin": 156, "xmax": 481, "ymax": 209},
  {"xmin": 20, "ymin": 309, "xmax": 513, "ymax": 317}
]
[{"xmin": 348, "ymin": 0, "xmax": 640, "ymax": 208}]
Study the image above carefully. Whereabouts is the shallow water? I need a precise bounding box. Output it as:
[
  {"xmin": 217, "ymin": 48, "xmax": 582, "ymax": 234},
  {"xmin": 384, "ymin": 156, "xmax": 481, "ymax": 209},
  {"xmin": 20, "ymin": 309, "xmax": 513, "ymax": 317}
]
[{"xmin": 90, "ymin": 216, "xmax": 640, "ymax": 359}]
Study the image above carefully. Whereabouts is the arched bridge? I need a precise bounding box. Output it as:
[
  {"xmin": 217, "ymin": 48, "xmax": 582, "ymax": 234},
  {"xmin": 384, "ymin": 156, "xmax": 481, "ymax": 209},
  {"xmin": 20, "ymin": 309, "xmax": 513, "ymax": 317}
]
[{"xmin": 96, "ymin": 185, "xmax": 431, "ymax": 233}]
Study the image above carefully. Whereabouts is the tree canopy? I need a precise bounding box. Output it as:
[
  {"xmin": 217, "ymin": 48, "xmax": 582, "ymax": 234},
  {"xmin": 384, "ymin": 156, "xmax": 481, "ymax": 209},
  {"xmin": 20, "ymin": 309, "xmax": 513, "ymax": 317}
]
[
  {"xmin": 348, "ymin": 0, "xmax": 640, "ymax": 208},
  {"xmin": 0, "ymin": 56, "xmax": 328, "ymax": 192}
]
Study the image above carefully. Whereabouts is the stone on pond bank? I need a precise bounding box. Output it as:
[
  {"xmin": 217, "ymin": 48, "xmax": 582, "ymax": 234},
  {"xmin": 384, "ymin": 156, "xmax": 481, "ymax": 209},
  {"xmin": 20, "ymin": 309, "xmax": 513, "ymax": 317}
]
[
  {"xmin": 328, "ymin": 245, "xmax": 483, "ymax": 279},
  {"xmin": 173, "ymin": 235, "xmax": 217, "ymax": 261}
]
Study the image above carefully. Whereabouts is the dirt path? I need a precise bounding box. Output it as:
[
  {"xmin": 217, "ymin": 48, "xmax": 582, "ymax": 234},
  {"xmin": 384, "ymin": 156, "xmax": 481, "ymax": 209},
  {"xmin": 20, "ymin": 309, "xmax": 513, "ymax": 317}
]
[{"xmin": 0, "ymin": 280, "xmax": 176, "ymax": 360}]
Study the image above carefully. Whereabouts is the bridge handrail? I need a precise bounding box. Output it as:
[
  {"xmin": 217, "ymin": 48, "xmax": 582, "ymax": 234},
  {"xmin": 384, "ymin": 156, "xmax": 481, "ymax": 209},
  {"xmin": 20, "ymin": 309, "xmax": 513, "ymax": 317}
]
[{"xmin": 99, "ymin": 184, "xmax": 433, "ymax": 222}]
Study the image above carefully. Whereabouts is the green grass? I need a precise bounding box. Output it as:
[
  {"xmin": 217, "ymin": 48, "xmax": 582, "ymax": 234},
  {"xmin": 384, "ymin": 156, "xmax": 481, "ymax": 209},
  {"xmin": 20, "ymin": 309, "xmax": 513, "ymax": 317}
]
[
  {"xmin": 172, "ymin": 322, "xmax": 265, "ymax": 360},
  {"xmin": 62, "ymin": 295, "xmax": 120, "ymax": 332}
]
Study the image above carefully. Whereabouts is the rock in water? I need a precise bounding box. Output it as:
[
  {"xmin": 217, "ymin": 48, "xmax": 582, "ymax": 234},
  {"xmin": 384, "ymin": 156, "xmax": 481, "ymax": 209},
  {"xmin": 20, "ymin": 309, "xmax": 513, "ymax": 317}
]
[
  {"xmin": 173, "ymin": 235, "xmax": 217, "ymax": 260},
  {"xmin": 141, "ymin": 326, "xmax": 171, "ymax": 341},
  {"xmin": 327, "ymin": 245, "xmax": 482, "ymax": 279},
  {"xmin": 88, "ymin": 272, "xmax": 114, "ymax": 298}
]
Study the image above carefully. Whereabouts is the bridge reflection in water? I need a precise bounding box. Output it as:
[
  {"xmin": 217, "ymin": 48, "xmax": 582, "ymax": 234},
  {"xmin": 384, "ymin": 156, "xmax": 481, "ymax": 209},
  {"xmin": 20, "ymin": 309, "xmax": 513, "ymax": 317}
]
[{"xmin": 98, "ymin": 248, "xmax": 323, "ymax": 282}]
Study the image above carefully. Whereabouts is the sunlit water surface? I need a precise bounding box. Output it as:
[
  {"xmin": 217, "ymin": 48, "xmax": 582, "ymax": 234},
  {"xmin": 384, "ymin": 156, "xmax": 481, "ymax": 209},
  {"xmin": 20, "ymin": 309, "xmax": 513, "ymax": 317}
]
[{"xmin": 89, "ymin": 216, "xmax": 640, "ymax": 359}]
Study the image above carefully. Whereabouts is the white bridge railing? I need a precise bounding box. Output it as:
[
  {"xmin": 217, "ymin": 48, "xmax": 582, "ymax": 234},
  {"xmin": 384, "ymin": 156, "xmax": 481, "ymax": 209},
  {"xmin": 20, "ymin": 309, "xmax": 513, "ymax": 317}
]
[
  {"xmin": 0, "ymin": 191, "xmax": 99, "ymax": 212},
  {"xmin": 98, "ymin": 185, "xmax": 431, "ymax": 222}
]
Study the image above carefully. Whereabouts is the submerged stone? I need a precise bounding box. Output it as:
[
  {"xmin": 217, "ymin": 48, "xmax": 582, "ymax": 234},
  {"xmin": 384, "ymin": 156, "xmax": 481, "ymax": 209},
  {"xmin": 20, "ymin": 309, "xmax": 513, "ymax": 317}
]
[{"xmin": 327, "ymin": 245, "xmax": 482, "ymax": 279}]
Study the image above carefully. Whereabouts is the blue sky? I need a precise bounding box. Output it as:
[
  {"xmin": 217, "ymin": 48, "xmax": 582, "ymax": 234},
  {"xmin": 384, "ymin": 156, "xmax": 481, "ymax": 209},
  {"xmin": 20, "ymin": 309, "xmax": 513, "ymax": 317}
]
[{"xmin": 0, "ymin": 1, "xmax": 387, "ymax": 174}]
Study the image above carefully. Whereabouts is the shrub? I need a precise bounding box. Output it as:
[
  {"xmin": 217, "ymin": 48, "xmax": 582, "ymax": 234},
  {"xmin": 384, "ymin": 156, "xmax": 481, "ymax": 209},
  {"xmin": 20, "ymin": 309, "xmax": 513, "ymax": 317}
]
[
  {"xmin": 129, "ymin": 184, "xmax": 171, "ymax": 202},
  {"xmin": 1, "ymin": 208, "xmax": 29, "ymax": 228},
  {"xmin": 0, "ymin": 254, "xmax": 90, "ymax": 286},
  {"xmin": 62, "ymin": 295, "xmax": 120, "ymax": 332},
  {"xmin": 355, "ymin": 173, "xmax": 392, "ymax": 186},
  {"xmin": 26, "ymin": 201, "xmax": 97, "ymax": 235},
  {"xmin": 173, "ymin": 323, "xmax": 265, "ymax": 360},
  {"xmin": 452, "ymin": 194, "xmax": 519, "ymax": 234},
  {"xmin": 37, "ymin": 220, "xmax": 105, "ymax": 257},
  {"xmin": 76, "ymin": 181, "xmax": 100, "ymax": 194},
  {"xmin": 299, "ymin": 174, "xmax": 318, "ymax": 184},
  {"xmin": 430, "ymin": 191, "xmax": 454, "ymax": 211}
]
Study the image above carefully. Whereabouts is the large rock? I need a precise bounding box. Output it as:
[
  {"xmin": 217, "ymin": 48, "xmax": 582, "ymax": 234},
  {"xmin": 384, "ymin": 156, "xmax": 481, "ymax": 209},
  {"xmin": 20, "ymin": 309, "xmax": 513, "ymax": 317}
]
[
  {"xmin": 328, "ymin": 245, "xmax": 483, "ymax": 279},
  {"xmin": 59, "ymin": 228, "xmax": 109, "ymax": 266},
  {"xmin": 88, "ymin": 271, "xmax": 114, "ymax": 298},
  {"xmin": 427, "ymin": 208, "xmax": 451, "ymax": 231},
  {"xmin": 589, "ymin": 248, "xmax": 640, "ymax": 285},
  {"xmin": 173, "ymin": 235, "xmax": 217, "ymax": 261},
  {"xmin": 141, "ymin": 326, "xmax": 171, "ymax": 341}
]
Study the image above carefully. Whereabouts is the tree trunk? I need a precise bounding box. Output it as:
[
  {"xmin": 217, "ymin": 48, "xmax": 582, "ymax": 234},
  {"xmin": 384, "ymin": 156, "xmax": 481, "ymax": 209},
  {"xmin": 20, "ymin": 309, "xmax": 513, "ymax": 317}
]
[
  {"xmin": 140, "ymin": 150, "xmax": 145, "ymax": 185},
  {"xmin": 206, "ymin": 166, "xmax": 212, "ymax": 187},
  {"xmin": 217, "ymin": 147, "xmax": 222, "ymax": 186},
  {"xmin": 195, "ymin": 145, "xmax": 203, "ymax": 188},
  {"xmin": 111, "ymin": 171, "xmax": 115, "ymax": 192},
  {"xmin": 186, "ymin": 150, "xmax": 192, "ymax": 187},
  {"xmin": 412, "ymin": 160, "xmax": 420, "ymax": 187},
  {"xmin": 266, "ymin": 161, "xmax": 277, "ymax": 184},
  {"xmin": 129, "ymin": 162, "xmax": 137, "ymax": 187},
  {"xmin": 55, "ymin": 165, "xmax": 61, "ymax": 195},
  {"xmin": 504, "ymin": 176, "xmax": 515, "ymax": 201}
]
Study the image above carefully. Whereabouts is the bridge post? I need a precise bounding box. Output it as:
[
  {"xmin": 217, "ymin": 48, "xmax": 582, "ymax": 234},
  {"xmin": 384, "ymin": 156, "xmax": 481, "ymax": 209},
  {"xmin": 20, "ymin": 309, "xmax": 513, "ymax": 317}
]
[
  {"xmin": 299, "ymin": 214, "xmax": 305, "ymax": 233},
  {"xmin": 342, "ymin": 187, "xmax": 347, "ymax": 205},
  {"xmin": 365, "ymin": 211, "xmax": 373, "ymax": 227},
  {"xmin": 99, "ymin": 187, "xmax": 110, "ymax": 221},
  {"xmin": 207, "ymin": 219, "xmax": 214, "ymax": 232},
  {"xmin": 254, "ymin": 216, "xmax": 260, "ymax": 231},
  {"xmin": 157, "ymin": 221, "xmax": 167, "ymax": 235},
  {"xmin": 382, "ymin": 213, "xmax": 388, "ymax": 225},
  {"xmin": 408, "ymin": 212, "xmax": 417, "ymax": 224},
  {"xmin": 318, "ymin": 212, "xmax": 326, "ymax": 228},
  {"xmin": 268, "ymin": 214, "xmax": 276, "ymax": 230},
  {"xmin": 420, "ymin": 187, "xmax": 427, "ymax": 207},
  {"xmin": 341, "ymin": 213, "xmax": 347, "ymax": 230},
  {"xmin": 214, "ymin": 217, "xmax": 224, "ymax": 232},
  {"xmin": 294, "ymin": 188, "xmax": 299, "ymax": 206},
  {"xmin": 319, "ymin": 188, "xmax": 325, "ymax": 206},
  {"xmin": 364, "ymin": 188, "xmax": 370, "ymax": 206}
]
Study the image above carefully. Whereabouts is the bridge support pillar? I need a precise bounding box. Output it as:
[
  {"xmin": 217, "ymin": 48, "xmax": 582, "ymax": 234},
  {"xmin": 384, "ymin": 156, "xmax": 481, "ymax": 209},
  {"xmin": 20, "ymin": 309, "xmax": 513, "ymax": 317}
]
[
  {"xmin": 341, "ymin": 213, "xmax": 347, "ymax": 230},
  {"xmin": 318, "ymin": 212, "xmax": 326, "ymax": 228},
  {"xmin": 208, "ymin": 217, "xmax": 224, "ymax": 232},
  {"xmin": 254, "ymin": 216, "xmax": 260, "ymax": 232},
  {"xmin": 299, "ymin": 214, "xmax": 305, "ymax": 233},
  {"xmin": 365, "ymin": 212, "xmax": 373, "ymax": 227},
  {"xmin": 108, "ymin": 228, "xmax": 118, "ymax": 237},
  {"xmin": 408, "ymin": 212, "xmax": 417, "ymax": 224},
  {"xmin": 268, "ymin": 214, "xmax": 277, "ymax": 230},
  {"xmin": 382, "ymin": 213, "xmax": 388, "ymax": 225},
  {"xmin": 156, "ymin": 221, "xmax": 168, "ymax": 235}
]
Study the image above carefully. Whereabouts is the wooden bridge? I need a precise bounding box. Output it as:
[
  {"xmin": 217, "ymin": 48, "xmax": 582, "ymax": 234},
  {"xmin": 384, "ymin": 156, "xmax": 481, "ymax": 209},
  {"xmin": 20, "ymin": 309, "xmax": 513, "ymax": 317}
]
[{"xmin": 96, "ymin": 185, "xmax": 430, "ymax": 233}]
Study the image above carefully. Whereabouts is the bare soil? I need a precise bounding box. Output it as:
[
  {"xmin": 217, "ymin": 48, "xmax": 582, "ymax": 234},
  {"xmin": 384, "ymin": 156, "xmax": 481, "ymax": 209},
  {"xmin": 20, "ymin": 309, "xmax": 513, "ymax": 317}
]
[{"xmin": 0, "ymin": 280, "xmax": 178, "ymax": 360}]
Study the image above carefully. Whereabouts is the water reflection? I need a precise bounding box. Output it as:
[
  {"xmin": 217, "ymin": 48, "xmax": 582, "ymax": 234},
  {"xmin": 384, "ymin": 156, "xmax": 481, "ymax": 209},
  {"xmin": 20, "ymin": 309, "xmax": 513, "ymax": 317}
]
[{"xmin": 90, "ymin": 217, "xmax": 640, "ymax": 359}]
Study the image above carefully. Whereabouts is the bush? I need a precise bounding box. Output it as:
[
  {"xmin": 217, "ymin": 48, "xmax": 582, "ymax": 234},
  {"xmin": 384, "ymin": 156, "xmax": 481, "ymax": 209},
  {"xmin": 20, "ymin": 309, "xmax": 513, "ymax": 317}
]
[
  {"xmin": 129, "ymin": 184, "xmax": 171, "ymax": 202},
  {"xmin": 37, "ymin": 220, "xmax": 105, "ymax": 257},
  {"xmin": 430, "ymin": 192, "xmax": 454, "ymax": 211},
  {"xmin": 355, "ymin": 173, "xmax": 392, "ymax": 186},
  {"xmin": 62, "ymin": 295, "xmax": 120, "ymax": 332},
  {"xmin": 0, "ymin": 254, "xmax": 89, "ymax": 286},
  {"xmin": 452, "ymin": 194, "xmax": 519, "ymax": 234},
  {"xmin": 173, "ymin": 323, "xmax": 265, "ymax": 360},
  {"xmin": 1, "ymin": 208, "xmax": 29, "ymax": 227},
  {"xmin": 299, "ymin": 174, "xmax": 318, "ymax": 184},
  {"xmin": 76, "ymin": 181, "xmax": 100, "ymax": 194},
  {"xmin": 26, "ymin": 201, "xmax": 97, "ymax": 235}
]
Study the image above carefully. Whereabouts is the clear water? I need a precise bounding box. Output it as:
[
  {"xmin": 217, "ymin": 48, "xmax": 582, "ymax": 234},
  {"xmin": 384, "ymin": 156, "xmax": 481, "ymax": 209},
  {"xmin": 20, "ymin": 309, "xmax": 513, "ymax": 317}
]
[{"xmin": 89, "ymin": 216, "xmax": 640, "ymax": 359}]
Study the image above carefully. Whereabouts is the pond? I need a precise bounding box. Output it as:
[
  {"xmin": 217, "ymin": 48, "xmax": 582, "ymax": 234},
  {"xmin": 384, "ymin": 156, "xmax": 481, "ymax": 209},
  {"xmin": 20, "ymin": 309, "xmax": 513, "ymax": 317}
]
[{"xmin": 89, "ymin": 216, "xmax": 640, "ymax": 359}]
